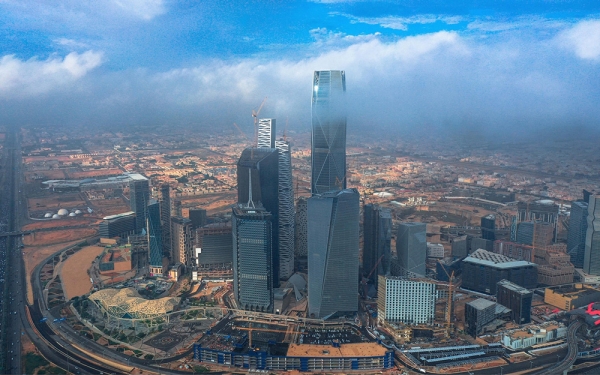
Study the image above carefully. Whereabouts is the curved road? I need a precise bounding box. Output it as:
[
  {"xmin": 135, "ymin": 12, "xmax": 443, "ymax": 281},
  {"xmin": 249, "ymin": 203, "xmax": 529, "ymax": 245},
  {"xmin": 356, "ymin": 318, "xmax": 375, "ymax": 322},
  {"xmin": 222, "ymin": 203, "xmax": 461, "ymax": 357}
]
[{"xmin": 534, "ymin": 319, "xmax": 582, "ymax": 375}]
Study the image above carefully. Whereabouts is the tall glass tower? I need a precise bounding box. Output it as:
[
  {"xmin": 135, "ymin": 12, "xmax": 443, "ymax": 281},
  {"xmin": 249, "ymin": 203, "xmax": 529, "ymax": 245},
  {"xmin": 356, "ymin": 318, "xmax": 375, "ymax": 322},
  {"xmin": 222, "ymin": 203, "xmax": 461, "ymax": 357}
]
[
  {"xmin": 568, "ymin": 201, "xmax": 588, "ymax": 268},
  {"xmin": 584, "ymin": 196, "xmax": 600, "ymax": 275},
  {"xmin": 147, "ymin": 199, "xmax": 163, "ymax": 275},
  {"xmin": 363, "ymin": 204, "xmax": 392, "ymax": 283},
  {"xmin": 311, "ymin": 70, "xmax": 346, "ymax": 195},
  {"xmin": 128, "ymin": 174, "xmax": 150, "ymax": 233},
  {"xmin": 308, "ymin": 188, "xmax": 359, "ymax": 319}
]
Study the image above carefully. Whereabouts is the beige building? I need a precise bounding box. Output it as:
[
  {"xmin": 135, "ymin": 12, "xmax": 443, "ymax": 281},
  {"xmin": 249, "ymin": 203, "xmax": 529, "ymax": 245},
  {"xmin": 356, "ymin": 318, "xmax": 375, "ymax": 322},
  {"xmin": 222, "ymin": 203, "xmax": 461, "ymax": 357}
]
[
  {"xmin": 171, "ymin": 216, "xmax": 194, "ymax": 267},
  {"xmin": 544, "ymin": 284, "xmax": 600, "ymax": 310}
]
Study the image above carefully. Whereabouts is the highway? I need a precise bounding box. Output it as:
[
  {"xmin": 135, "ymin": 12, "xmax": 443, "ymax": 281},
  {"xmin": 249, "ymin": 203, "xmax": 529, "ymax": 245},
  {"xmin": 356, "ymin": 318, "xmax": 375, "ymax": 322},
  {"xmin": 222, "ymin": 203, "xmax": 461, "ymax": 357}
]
[{"xmin": 534, "ymin": 319, "xmax": 583, "ymax": 375}]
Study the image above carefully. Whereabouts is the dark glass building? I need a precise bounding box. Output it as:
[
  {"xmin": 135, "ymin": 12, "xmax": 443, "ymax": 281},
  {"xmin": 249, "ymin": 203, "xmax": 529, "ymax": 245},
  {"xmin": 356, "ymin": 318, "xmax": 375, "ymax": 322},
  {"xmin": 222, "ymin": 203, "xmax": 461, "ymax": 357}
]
[
  {"xmin": 308, "ymin": 189, "xmax": 359, "ymax": 318},
  {"xmin": 99, "ymin": 212, "xmax": 136, "ymax": 239},
  {"xmin": 147, "ymin": 199, "xmax": 163, "ymax": 275},
  {"xmin": 232, "ymin": 205, "xmax": 273, "ymax": 312},
  {"xmin": 496, "ymin": 279, "xmax": 532, "ymax": 324},
  {"xmin": 195, "ymin": 223, "xmax": 233, "ymax": 270},
  {"xmin": 189, "ymin": 208, "xmax": 207, "ymax": 229},
  {"xmin": 396, "ymin": 222, "xmax": 427, "ymax": 277},
  {"xmin": 481, "ymin": 214, "xmax": 496, "ymax": 241},
  {"xmin": 160, "ymin": 184, "xmax": 171, "ymax": 257},
  {"xmin": 311, "ymin": 70, "xmax": 347, "ymax": 195},
  {"xmin": 568, "ymin": 201, "xmax": 589, "ymax": 268},
  {"xmin": 237, "ymin": 147, "xmax": 279, "ymax": 284},
  {"xmin": 129, "ymin": 174, "xmax": 150, "ymax": 233},
  {"xmin": 363, "ymin": 204, "xmax": 392, "ymax": 283},
  {"xmin": 584, "ymin": 195, "xmax": 600, "ymax": 275}
]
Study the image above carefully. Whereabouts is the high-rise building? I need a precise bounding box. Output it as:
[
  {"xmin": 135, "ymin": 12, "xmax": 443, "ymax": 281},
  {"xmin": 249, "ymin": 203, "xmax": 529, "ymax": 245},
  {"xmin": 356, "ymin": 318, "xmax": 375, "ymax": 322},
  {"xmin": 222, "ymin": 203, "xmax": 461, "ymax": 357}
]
[
  {"xmin": 257, "ymin": 118, "xmax": 276, "ymax": 148},
  {"xmin": 516, "ymin": 221, "xmax": 534, "ymax": 245},
  {"xmin": 377, "ymin": 275, "xmax": 437, "ymax": 325},
  {"xmin": 481, "ymin": 214, "xmax": 496, "ymax": 241},
  {"xmin": 237, "ymin": 147, "xmax": 280, "ymax": 284},
  {"xmin": 171, "ymin": 216, "xmax": 193, "ymax": 268},
  {"xmin": 496, "ymin": 279, "xmax": 532, "ymax": 324},
  {"xmin": 308, "ymin": 189, "xmax": 359, "ymax": 318},
  {"xmin": 99, "ymin": 212, "xmax": 136, "ymax": 239},
  {"xmin": 189, "ymin": 208, "xmax": 207, "ymax": 229},
  {"xmin": 464, "ymin": 299, "xmax": 498, "ymax": 337},
  {"xmin": 128, "ymin": 174, "xmax": 150, "ymax": 233},
  {"xmin": 396, "ymin": 223, "xmax": 427, "ymax": 277},
  {"xmin": 232, "ymin": 205, "xmax": 273, "ymax": 312},
  {"xmin": 294, "ymin": 197, "xmax": 308, "ymax": 272},
  {"xmin": 160, "ymin": 184, "xmax": 171, "ymax": 257},
  {"xmin": 275, "ymin": 139, "xmax": 295, "ymax": 280},
  {"xmin": 147, "ymin": 199, "xmax": 163, "ymax": 275},
  {"xmin": 363, "ymin": 204, "xmax": 392, "ymax": 283},
  {"xmin": 568, "ymin": 201, "xmax": 589, "ymax": 268},
  {"xmin": 584, "ymin": 196, "xmax": 600, "ymax": 275},
  {"xmin": 194, "ymin": 223, "xmax": 233, "ymax": 277},
  {"xmin": 517, "ymin": 221, "xmax": 554, "ymax": 248},
  {"xmin": 311, "ymin": 70, "xmax": 347, "ymax": 195},
  {"xmin": 517, "ymin": 200, "xmax": 559, "ymax": 242}
]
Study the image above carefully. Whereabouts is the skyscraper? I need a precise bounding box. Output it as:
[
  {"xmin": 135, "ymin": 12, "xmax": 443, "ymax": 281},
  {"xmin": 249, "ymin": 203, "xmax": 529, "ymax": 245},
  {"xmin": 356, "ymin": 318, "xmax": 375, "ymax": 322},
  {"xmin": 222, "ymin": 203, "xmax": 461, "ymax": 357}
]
[
  {"xmin": 189, "ymin": 208, "xmax": 207, "ymax": 229},
  {"xmin": 160, "ymin": 184, "xmax": 171, "ymax": 257},
  {"xmin": 481, "ymin": 214, "xmax": 496, "ymax": 241},
  {"xmin": 294, "ymin": 197, "xmax": 308, "ymax": 271},
  {"xmin": 237, "ymin": 147, "xmax": 280, "ymax": 284},
  {"xmin": 396, "ymin": 222, "xmax": 427, "ymax": 277},
  {"xmin": 147, "ymin": 199, "xmax": 163, "ymax": 275},
  {"xmin": 311, "ymin": 70, "xmax": 347, "ymax": 195},
  {"xmin": 568, "ymin": 201, "xmax": 588, "ymax": 268},
  {"xmin": 584, "ymin": 195, "xmax": 600, "ymax": 275},
  {"xmin": 363, "ymin": 204, "xmax": 392, "ymax": 283},
  {"xmin": 232, "ymin": 205, "xmax": 273, "ymax": 312},
  {"xmin": 171, "ymin": 216, "xmax": 194, "ymax": 268},
  {"xmin": 275, "ymin": 139, "xmax": 295, "ymax": 280},
  {"xmin": 257, "ymin": 118, "xmax": 276, "ymax": 148},
  {"xmin": 128, "ymin": 174, "xmax": 150, "ymax": 233},
  {"xmin": 308, "ymin": 188, "xmax": 359, "ymax": 319}
]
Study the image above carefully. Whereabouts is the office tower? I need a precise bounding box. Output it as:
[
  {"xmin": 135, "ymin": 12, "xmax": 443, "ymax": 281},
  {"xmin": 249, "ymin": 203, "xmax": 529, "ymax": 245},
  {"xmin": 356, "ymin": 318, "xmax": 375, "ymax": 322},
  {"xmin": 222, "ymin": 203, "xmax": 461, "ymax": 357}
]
[
  {"xmin": 584, "ymin": 196, "xmax": 600, "ymax": 275},
  {"xmin": 481, "ymin": 214, "xmax": 496, "ymax": 241},
  {"xmin": 99, "ymin": 212, "xmax": 136, "ymax": 239},
  {"xmin": 568, "ymin": 201, "xmax": 589, "ymax": 268},
  {"xmin": 471, "ymin": 238, "xmax": 494, "ymax": 252},
  {"xmin": 171, "ymin": 216, "xmax": 194, "ymax": 268},
  {"xmin": 237, "ymin": 147, "xmax": 280, "ymax": 284},
  {"xmin": 160, "ymin": 184, "xmax": 172, "ymax": 257},
  {"xmin": 516, "ymin": 221, "xmax": 534, "ymax": 245},
  {"xmin": 128, "ymin": 174, "xmax": 150, "ymax": 233},
  {"xmin": 451, "ymin": 235, "xmax": 468, "ymax": 258},
  {"xmin": 194, "ymin": 223, "xmax": 233, "ymax": 276},
  {"xmin": 517, "ymin": 200, "xmax": 559, "ymax": 241},
  {"xmin": 308, "ymin": 189, "xmax": 359, "ymax": 318},
  {"xmin": 377, "ymin": 275, "xmax": 437, "ymax": 325},
  {"xmin": 363, "ymin": 204, "xmax": 392, "ymax": 283},
  {"xmin": 462, "ymin": 249, "xmax": 538, "ymax": 294},
  {"xmin": 311, "ymin": 70, "xmax": 347, "ymax": 195},
  {"xmin": 396, "ymin": 222, "xmax": 427, "ymax": 277},
  {"xmin": 464, "ymin": 299, "xmax": 497, "ymax": 337},
  {"xmin": 189, "ymin": 208, "xmax": 207, "ymax": 229},
  {"xmin": 496, "ymin": 279, "xmax": 532, "ymax": 324},
  {"xmin": 173, "ymin": 199, "xmax": 182, "ymax": 217},
  {"xmin": 275, "ymin": 139, "xmax": 295, "ymax": 280},
  {"xmin": 583, "ymin": 189, "xmax": 592, "ymax": 204},
  {"xmin": 232, "ymin": 205, "xmax": 273, "ymax": 312},
  {"xmin": 257, "ymin": 118, "xmax": 276, "ymax": 148},
  {"xmin": 294, "ymin": 197, "xmax": 308, "ymax": 271},
  {"xmin": 533, "ymin": 221, "xmax": 554, "ymax": 248},
  {"xmin": 147, "ymin": 199, "xmax": 163, "ymax": 275}
]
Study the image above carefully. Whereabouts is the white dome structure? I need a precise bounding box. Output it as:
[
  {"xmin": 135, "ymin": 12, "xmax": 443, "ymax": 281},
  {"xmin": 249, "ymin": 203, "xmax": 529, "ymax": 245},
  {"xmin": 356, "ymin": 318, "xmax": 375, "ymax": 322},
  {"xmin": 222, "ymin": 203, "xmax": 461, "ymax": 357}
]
[
  {"xmin": 44, "ymin": 213, "xmax": 52, "ymax": 218},
  {"xmin": 52, "ymin": 214, "xmax": 60, "ymax": 219},
  {"xmin": 69, "ymin": 212, "xmax": 76, "ymax": 217},
  {"xmin": 74, "ymin": 210, "xmax": 82, "ymax": 214},
  {"xmin": 57, "ymin": 208, "xmax": 69, "ymax": 216}
]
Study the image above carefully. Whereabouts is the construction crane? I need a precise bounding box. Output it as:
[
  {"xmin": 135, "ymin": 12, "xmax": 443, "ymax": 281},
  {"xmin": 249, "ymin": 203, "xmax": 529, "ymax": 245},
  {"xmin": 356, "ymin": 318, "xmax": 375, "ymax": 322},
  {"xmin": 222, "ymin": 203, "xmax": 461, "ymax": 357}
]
[
  {"xmin": 235, "ymin": 323, "xmax": 304, "ymax": 348},
  {"xmin": 437, "ymin": 260, "xmax": 459, "ymax": 337},
  {"xmin": 232, "ymin": 122, "xmax": 250, "ymax": 143},
  {"xmin": 251, "ymin": 97, "xmax": 267, "ymax": 147}
]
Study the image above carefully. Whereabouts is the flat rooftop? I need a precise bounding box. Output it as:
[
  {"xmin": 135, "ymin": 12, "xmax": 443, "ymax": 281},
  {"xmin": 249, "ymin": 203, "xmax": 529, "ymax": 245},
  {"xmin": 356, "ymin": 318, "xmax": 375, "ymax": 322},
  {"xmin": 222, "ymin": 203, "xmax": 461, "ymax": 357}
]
[{"xmin": 286, "ymin": 343, "xmax": 388, "ymax": 358}]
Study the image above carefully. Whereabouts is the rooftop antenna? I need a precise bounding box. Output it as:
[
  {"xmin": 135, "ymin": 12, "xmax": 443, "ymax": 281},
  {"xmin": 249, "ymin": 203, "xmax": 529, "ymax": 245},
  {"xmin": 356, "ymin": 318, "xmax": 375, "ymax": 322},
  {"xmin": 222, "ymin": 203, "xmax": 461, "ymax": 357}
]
[{"xmin": 247, "ymin": 169, "xmax": 255, "ymax": 209}]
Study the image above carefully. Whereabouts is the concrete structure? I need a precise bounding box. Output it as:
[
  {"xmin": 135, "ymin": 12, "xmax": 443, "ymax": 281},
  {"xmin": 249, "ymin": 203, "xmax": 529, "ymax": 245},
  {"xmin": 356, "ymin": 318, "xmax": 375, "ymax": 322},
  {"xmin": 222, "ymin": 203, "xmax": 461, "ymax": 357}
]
[
  {"xmin": 363, "ymin": 204, "xmax": 392, "ymax": 282},
  {"xmin": 584, "ymin": 195, "xmax": 600, "ymax": 276},
  {"xmin": 311, "ymin": 70, "xmax": 347, "ymax": 195},
  {"xmin": 396, "ymin": 222, "xmax": 427, "ymax": 277},
  {"xmin": 232, "ymin": 204, "xmax": 273, "ymax": 312},
  {"xmin": 464, "ymin": 299, "xmax": 497, "ymax": 337},
  {"xmin": 273, "ymin": 287, "xmax": 293, "ymax": 314},
  {"xmin": 171, "ymin": 216, "xmax": 193, "ymax": 268},
  {"xmin": 194, "ymin": 223, "xmax": 233, "ymax": 275},
  {"xmin": 377, "ymin": 275, "xmax": 437, "ymax": 325},
  {"xmin": 147, "ymin": 199, "xmax": 163, "ymax": 275},
  {"xmin": 502, "ymin": 323, "xmax": 567, "ymax": 350},
  {"xmin": 568, "ymin": 201, "xmax": 589, "ymax": 268},
  {"xmin": 481, "ymin": 214, "xmax": 496, "ymax": 241},
  {"xmin": 426, "ymin": 243, "xmax": 445, "ymax": 259},
  {"xmin": 99, "ymin": 211, "xmax": 136, "ymax": 239},
  {"xmin": 128, "ymin": 173, "xmax": 150, "ymax": 233},
  {"xmin": 237, "ymin": 147, "xmax": 280, "ymax": 285},
  {"xmin": 471, "ymin": 237, "xmax": 494, "ymax": 252},
  {"xmin": 99, "ymin": 246, "xmax": 133, "ymax": 274},
  {"xmin": 544, "ymin": 284, "xmax": 600, "ymax": 311},
  {"xmin": 517, "ymin": 200, "xmax": 559, "ymax": 241},
  {"xmin": 462, "ymin": 249, "xmax": 537, "ymax": 295},
  {"xmin": 451, "ymin": 235, "xmax": 468, "ymax": 258},
  {"xmin": 308, "ymin": 189, "xmax": 359, "ymax": 319},
  {"xmin": 275, "ymin": 139, "xmax": 295, "ymax": 280},
  {"xmin": 494, "ymin": 240, "xmax": 534, "ymax": 262},
  {"xmin": 534, "ymin": 248, "xmax": 574, "ymax": 286},
  {"xmin": 496, "ymin": 279, "xmax": 532, "ymax": 324}
]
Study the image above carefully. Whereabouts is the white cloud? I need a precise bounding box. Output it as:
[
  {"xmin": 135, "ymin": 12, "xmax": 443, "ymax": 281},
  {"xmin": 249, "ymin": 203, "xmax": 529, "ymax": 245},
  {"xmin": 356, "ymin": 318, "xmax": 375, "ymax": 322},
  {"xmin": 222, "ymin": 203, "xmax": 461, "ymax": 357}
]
[
  {"xmin": 111, "ymin": 0, "xmax": 166, "ymax": 20},
  {"xmin": 557, "ymin": 19, "xmax": 600, "ymax": 60},
  {"xmin": 334, "ymin": 13, "xmax": 465, "ymax": 30},
  {"xmin": 54, "ymin": 38, "xmax": 90, "ymax": 49},
  {"xmin": 0, "ymin": 51, "xmax": 103, "ymax": 98}
]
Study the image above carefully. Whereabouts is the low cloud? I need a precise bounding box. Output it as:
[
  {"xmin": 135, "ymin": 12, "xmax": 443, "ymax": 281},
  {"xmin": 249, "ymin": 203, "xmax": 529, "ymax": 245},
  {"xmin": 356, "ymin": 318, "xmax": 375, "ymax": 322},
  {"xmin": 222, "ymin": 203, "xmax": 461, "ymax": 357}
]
[{"xmin": 557, "ymin": 20, "xmax": 600, "ymax": 60}]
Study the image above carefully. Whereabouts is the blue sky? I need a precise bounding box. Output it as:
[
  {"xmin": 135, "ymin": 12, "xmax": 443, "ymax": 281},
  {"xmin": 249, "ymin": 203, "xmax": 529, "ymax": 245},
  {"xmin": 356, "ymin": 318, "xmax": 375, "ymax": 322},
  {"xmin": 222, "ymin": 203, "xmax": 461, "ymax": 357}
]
[{"xmin": 1, "ymin": 0, "xmax": 600, "ymax": 135}]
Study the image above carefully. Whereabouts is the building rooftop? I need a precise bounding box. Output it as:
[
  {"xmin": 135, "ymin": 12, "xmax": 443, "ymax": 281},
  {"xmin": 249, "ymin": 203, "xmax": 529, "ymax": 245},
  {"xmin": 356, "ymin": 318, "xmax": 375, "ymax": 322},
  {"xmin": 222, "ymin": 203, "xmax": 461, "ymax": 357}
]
[
  {"xmin": 103, "ymin": 211, "xmax": 135, "ymax": 220},
  {"xmin": 498, "ymin": 279, "xmax": 532, "ymax": 295},
  {"xmin": 465, "ymin": 249, "xmax": 536, "ymax": 269},
  {"xmin": 286, "ymin": 343, "xmax": 388, "ymax": 358},
  {"xmin": 125, "ymin": 172, "xmax": 148, "ymax": 181},
  {"xmin": 468, "ymin": 298, "xmax": 496, "ymax": 311}
]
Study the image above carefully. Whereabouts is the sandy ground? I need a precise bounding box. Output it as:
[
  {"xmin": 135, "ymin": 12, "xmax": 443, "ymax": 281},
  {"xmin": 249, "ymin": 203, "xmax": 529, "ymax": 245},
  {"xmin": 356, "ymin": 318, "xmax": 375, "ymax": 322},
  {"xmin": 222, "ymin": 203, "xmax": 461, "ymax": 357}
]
[
  {"xmin": 23, "ymin": 241, "xmax": 81, "ymax": 304},
  {"xmin": 28, "ymin": 195, "xmax": 86, "ymax": 211},
  {"xmin": 23, "ymin": 228, "xmax": 97, "ymax": 246},
  {"xmin": 68, "ymin": 168, "xmax": 122, "ymax": 179},
  {"xmin": 61, "ymin": 245, "xmax": 104, "ymax": 300},
  {"xmin": 22, "ymin": 217, "xmax": 98, "ymax": 231}
]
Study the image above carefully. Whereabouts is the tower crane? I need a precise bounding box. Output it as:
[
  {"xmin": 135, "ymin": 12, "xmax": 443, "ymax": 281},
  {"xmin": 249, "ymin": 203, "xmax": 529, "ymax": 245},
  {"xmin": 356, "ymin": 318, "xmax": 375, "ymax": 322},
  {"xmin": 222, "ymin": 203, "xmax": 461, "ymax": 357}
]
[
  {"xmin": 251, "ymin": 97, "xmax": 267, "ymax": 147},
  {"xmin": 437, "ymin": 260, "xmax": 460, "ymax": 337}
]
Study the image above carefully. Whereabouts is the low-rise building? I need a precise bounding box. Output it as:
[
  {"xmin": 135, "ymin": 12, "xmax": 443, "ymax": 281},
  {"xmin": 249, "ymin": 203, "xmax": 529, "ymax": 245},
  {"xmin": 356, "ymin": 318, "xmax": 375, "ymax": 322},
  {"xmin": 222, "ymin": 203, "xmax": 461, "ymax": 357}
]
[
  {"xmin": 544, "ymin": 284, "xmax": 600, "ymax": 311},
  {"xmin": 502, "ymin": 323, "xmax": 567, "ymax": 350}
]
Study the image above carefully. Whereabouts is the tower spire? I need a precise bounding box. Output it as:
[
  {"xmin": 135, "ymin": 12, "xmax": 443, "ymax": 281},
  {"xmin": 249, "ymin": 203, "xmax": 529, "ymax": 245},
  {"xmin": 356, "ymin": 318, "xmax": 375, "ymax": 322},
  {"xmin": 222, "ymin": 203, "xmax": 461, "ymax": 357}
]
[{"xmin": 247, "ymin": 169, "xmax": 256, "ymax": 209}]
